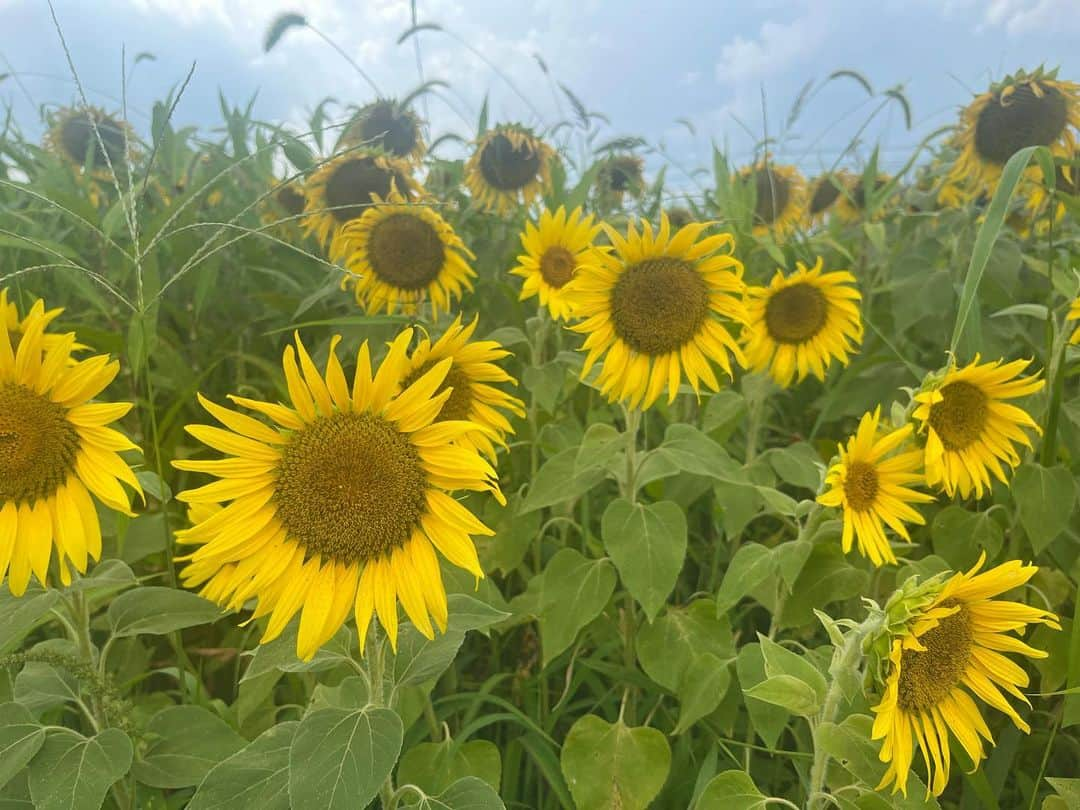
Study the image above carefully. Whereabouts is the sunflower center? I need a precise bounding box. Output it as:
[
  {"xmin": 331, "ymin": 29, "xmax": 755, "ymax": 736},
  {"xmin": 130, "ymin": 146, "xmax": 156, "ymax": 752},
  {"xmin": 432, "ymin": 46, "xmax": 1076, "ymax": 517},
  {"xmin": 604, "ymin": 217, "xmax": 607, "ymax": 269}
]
[
  {"xmin": 274, "ymin": 412, "xmax": 428, "ymax": 563},
  {"xmin": 843, "ymin": 460, "xmax": 879, "ymax": 511},
  {"xmin": 367, "ymin": 212, "xmax": 446, "ymax": 290},
  {"xmin": 927, "ymin": 381, "xmax": 988, "ymax": 452},
  {"xmin": 609, "ymin": 258, "xmax": 710, "ymax": 355},
  {"xmin": 764, "ymin": 283, "xmax": 828, "ymax": 344},
  {"xmin": 810, "ymin": 177, "xmax": 842, "ymax": 214},
  {"xmin": 897, "ymin": 601, "xmax": 973, "ymax": 712},
  {"xmin": 753, "ymin": 168, "xmax": 791, "ymax": 225},
  {"xmin": 59, "ymin": 112, "xmax": 126, "ymax": 168},
  {"xmin": 357, "ymin": 105, "xmax": 418, "ymax": 158},
  {"xmin": 402, "ymin": 361, "xmax": 473, "ymax": 423},
  {"xmin": 478, "ymin": 134, "xmax": 541, "ymax": 192},
  {"xmin": 974, "ymin": 84, "xmax": 1068, "ymax": 166},
  {"xmin": 539, "ymin": 246, "xmax": 577, "ymax": 289},
  {"xmin": 0, "ymin": 382, "xmax": 81, "ymax": 506},
  {"xmin": 275, "ymin": 186, "xmax": 305, "ymax": 217},
  {"xmin": 325, "ymin": 157, "xmax": 409, "ymax": 223}
]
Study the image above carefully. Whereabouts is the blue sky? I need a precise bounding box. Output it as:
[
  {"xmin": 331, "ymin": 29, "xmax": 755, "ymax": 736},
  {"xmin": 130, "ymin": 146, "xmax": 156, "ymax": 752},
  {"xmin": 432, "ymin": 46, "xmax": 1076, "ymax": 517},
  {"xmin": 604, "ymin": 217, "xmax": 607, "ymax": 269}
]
[{"xmin": 2, "ymin": 0, "xmax": 1079, "ymax": 177}]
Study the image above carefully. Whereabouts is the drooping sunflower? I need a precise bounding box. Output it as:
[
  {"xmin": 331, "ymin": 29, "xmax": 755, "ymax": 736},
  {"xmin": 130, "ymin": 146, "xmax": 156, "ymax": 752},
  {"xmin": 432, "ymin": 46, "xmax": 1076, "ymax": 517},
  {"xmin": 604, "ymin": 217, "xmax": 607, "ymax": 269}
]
[
  {"xmin": 806, "ymin": 171, "xmax": 853, "ymax": 223},
  {"xmin": 872, "ymin": 555, "xmax": 1059, "ymax": 796},
  {"xmin": 912, "ymin": 356, "xmax": 1044, "ymax": 499},
  {"xmin": 1, "ymin": 291, "xmax": 142, "ymax": 595},
  {"xmin": 340, "ymin": 98, "xmax": 426, "ymax": 163},
  {"xmin": 260, "ymin": 179, "xmax": 307, "ymax": 233},
  {"xmin": 43, "ymin": 105, "xmax": 133, "ymax": 179},
  {"xmin": 400, "ymin": 317, "xmax": 525, "ymax": 461},
  {"xmin": 1068, "ymin": 296, "xmax": 1080, "ymax": 344},
  {"xmin": 568, "ymin": 214, "xmax": 747, "ymax": 410},
  {"xmin": 737, "ymin": 161, "xmax": 807, "ymax": 239},
  {"xmin": 742, "ymin": 257, "xmax": 863, "ymax": 388},
  {"xmin": 596, "ymin": 154, "xmax": 645, "ymax": 203},
  {"xmin": 465, "ymin": 124, "xmax": 554, "ymax": 216},
  {"xmin": 948, "ymin": 68, "xmax": 1080, "ymax": 200},
  {"xmin": 835, "ymin": 173, "xmax": 892, "ymax": 223},
  {"xmin": 174, "ymin": 329, "xmax": 503, "ymax": 659},
  {"xmin": 337, "ymin": 195, "xmax": 475, "ymax": 319},
  {"xmin": 302, "ymin": 151, "xmax": 421, "ymax": 256},
  {"xmin": 510, "ymin": 206, "xmax": 603, "ymax": 321},
  {"xmin": 817, "ymin": 409, "xmax": 933, "ymax": 567}
]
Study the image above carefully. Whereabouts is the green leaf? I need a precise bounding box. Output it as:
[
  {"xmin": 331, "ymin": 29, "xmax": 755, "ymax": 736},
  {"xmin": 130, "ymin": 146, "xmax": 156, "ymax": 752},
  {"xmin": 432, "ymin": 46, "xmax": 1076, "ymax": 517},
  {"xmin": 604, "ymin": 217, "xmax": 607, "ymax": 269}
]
[
  {"xmin": 757, "ymin": 635, "xmax": 828, "ymax": 706},
  {"xmin": 1012, "ymin": 463, "xmax": 1076, "ymax": 553},
  {"xmin": 0, "ymin": 703, "xmax": 44, "ymax": 791},
  {"xmin": 575, "ymin": 423, "xmax": 624, "ymax": 478},
  {"xmin": 0, "ymin": 589, "xmax": 59, "ymax": 655},
  {"xmin": 560, "ymin": 716, "xmax": 671, "ymax": 810},
  {"xmin": 744, "ymin": 674, "xmax": 821, "ymax": 716},
  {"xmin": 288, "ymin": 706, "xmax": 403, "ymax": 810},
  {"xmin": 715, "ymin": 544, "xmax": 775, "ymax": 615},
  {"xmin": 132, "ymin": 705, "xmax": 247, "ymax": 789},
  {"xmin": 637, "ymin": 600, "xmax": 734, "ymax": 693},
  {"xmin": 108, "ymin": 587, "xmax": 221, "ymax": 637},
  {"xmin": 398, "ymin": 777, "xmax": 506, "ymax": 810},
  {"xmin": 397, "ymin": 739, "xmax": 501, "ymax": 794},
  {"xmin": 393, "ymin": 594, "xmax": 508, "ymax": 686},
  {"xmin": 601, "ymin": 499, "xmax": 687, "ymax": 620},
  {"xmin": 521, "ymin": 448, "xmax": 607, "ymax": 514},
  {"xmin": 522, "ymin": 361, "xmax": 566, "ymax": 414},
  {"xmin": 695, "ymin": 770, "xmax": 766, "ymax": 809},
  {"xmin": 1046, "ymin": 779, "xmax": 1080, "ymax": 806},
  {"xmin": 187, "ymin": 722, "xmax": 295, "ymax": 810},
  {"xmin": 652, "ymin": 424, "xmax": 744, "ymax": 481},
  {"xmin": 674, "ymin": 653, "xmax": 731, "ymax": 734},
  {"xmin": 537, "ymin": 549, "xmax": 617, "ymax": 667},
  {"xmin": 931, "ymin": 506, "xmax": 1004, "ymax": 569},
  {"xmin": 13, "ymin": 662, "xmax": 79, "ymax": 715},
  {"xmin": 779, "ymin": 545, "xmax": 869, "ymax": 629},
  {"xmin": 702, "ymin": 391, "xmax": 746, "ymax": 439},
  {"xmin": 764, "ymin": 443, "xmax": 824, "ymax": 491},
  {"xmin": 242, "ymin": 623, "xmax": 352, "ymax": 682},
  {"xmin": 27, "ymin": 728, "xmax": 133, "ymax": 810}
]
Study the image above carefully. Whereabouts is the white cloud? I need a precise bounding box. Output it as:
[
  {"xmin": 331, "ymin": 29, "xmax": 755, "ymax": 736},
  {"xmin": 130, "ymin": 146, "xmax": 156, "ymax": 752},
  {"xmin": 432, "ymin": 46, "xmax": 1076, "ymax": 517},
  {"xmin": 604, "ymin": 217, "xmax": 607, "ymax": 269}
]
[
  {"xmin": 715, "ymin": 14, "xmax": 828, "ymax": 84},
  {"xmin": 980, "ymin": 0, "xmax": 1080, "ymax": 34}
]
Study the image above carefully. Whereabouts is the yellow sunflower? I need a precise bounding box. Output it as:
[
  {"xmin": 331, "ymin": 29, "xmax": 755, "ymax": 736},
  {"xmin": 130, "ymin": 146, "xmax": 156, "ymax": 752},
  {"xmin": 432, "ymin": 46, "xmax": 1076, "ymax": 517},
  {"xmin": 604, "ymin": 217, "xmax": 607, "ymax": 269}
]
[
  {"xmin": 337, "ymin": 195, "xmax": 475, "ymax": 319},
  {"xmin": 835, "ymin": 173, "xmax": 892, "ymax": 223},
  {"xmin": 43, "ymin": 105, "xmax": 133, "ymax": 180},
  {"xmin": 1068, "ymin": 296, "xmax": 1080, "ymax": 344},
  {"xmin": 1, "ymin": 291, "xmax": 142, "ymax": 595},
  {"xmin": 510, "ymin": 206, "xmax": 603, "ymax": 321},
  {"xmin": 742, "ymin": 257, "xmax": 863, "ymax": 388},
  {"xmin": 173, "ymin": 329, "xmax": 503, "ymax": 659},
  {"xmin": 912, "ymin": 356, "xmax": 1044, "ymax": 500},
  {"xmin": 400, "ymin": 316, "xmax": 525, "ymax": 461},
  {"xmin": 1024, "ymin": 149, "xmax": 1078, "ymax": 218},
  {"xmin": 737, "ymin": 161, "xmax": 807, "ymax": 239},
  {"xmin": 948, "ymin": 68, "xmax": 1080, "ymax": 201},
  {"xmin": 872, "ymin": 555, "xmax": 1059, "ymax": 796},
  {"xmin": 568, "ymin": 214, "xmax": 747, "ymax": 410},
  {"xmin": 596, "ymin": 154, "xmax": 645, "ymax": 204},
  {"xmin": 339, "ymin": 98, "xmax": 426, "ymax": 162},
  {"xmin": 806, "ymin": 171, "xmax": 853, "ymax": 223},
  {"xmin": 817, "ymin": 409, "xmax": 933, "ymax": 567},
  {"xmin": 465, "ymin": 124, "xmax": 554, "ymax": 216},
  {"xmin": 302, "ymin": 151, "xmax": 421, "ymax": 256}
]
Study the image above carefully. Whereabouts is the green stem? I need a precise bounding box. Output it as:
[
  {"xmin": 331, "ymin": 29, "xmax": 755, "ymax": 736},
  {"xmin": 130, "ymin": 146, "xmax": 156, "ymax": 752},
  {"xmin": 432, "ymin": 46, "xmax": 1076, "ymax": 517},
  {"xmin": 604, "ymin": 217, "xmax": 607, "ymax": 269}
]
[{"xmin": 621, "ymin": 406, "xmax": 642, "ymax": 503}]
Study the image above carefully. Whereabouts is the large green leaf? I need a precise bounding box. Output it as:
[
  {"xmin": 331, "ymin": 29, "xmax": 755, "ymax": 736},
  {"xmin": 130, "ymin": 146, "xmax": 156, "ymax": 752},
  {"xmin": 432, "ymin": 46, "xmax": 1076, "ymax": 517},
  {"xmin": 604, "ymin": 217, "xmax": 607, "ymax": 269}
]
[
  {"xmin": 398, "ymin": 777, "xmax": 506, "ymax": 810},
  {"xmin": 695, "ymin": 770, "xmax": 766, "ymax": 809},
  {"xmin": 601, "ymin": 498, "xmax": 687, "ymax": 620},
  {"xmin": 0, "ymin": 704, "xmax": 44, "ymax": 791},
  {"xmin": 0, "ymin": 590, "xmax": 59, "ymax": 655},
  {"xmin": 637, "ymin": 600, "xmax": 733, "ymax": 693},
  {"xmin": 521, "ymin": 448, "xmax": 608, "ymax": 513},
  {"xmin": 107, "ymin": 587, "xmax": 221, "ymax": 637},
  {"xmin": 187, "ymin": 722, "xmax": 295, "ymax": 810},
  {"xmin": 27, "ymin": 728, "xmax": 133, "ymax": 810},
  {"xmin": 1011, "ymin": 463, "xmax": 1076, "ymax": 554},
  {"xmin": 133, "ymin": 705, "xmax": 247, "ymax": 788},
  {"xmin": 396, "ymin": 738, "xmax": 501, "ymax": 794},
  {"xmin": 560, "ymin": 716, "xmax": 671, "ymax": 810},
  {"xmin": 393, "ymin": 594, "xmax": 508, "ymax": 686},
  {"xmin": 536, "ymin": 549, "xmax": 617, "ymax": 667},
  {"xmin": 715, "ymin": 544, "xmax": 775, "ymax": 615}
]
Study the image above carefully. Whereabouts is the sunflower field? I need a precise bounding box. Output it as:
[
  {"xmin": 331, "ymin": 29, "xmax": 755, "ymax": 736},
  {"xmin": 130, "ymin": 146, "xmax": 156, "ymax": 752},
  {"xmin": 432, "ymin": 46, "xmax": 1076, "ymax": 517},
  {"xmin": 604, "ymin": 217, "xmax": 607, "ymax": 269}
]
[{"xmin": 2, "ymin": 10, "xmax": 1080, "ymax": 810}]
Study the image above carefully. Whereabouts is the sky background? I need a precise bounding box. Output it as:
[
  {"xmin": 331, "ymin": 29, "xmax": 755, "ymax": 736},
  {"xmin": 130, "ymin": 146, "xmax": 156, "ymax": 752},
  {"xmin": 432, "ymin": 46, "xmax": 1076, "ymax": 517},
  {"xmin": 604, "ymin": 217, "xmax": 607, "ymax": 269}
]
[{"xmin": 2, "ymin": 0, "xmax": 1080, "ymax": 180}]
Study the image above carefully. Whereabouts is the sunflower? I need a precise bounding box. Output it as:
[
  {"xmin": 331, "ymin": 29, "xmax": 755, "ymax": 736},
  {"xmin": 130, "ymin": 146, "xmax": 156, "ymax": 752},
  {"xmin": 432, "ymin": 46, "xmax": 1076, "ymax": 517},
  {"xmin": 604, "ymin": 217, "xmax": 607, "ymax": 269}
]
[
  {"xmin": 465, "ymin": 124, "xmax": 554, "ymax": 216},
  {"xmin": 737, "ymin": 161, "xmax": 807, "ymax": 239},
  {"xmin": 173, "ymin": 329, "xmax": 503, "ymax": 659},
  {"xmin": 43, "ymin": 106, "xmax": 133, "ymax": 179},
  {"xmin": 665, "ymin": 206, "xmax": 694, "ymax": 229},
  {"xmin": 912, "ymin": 357, "xmax": 1044, "ymax": 499},
  {"xmin": 1069, "ymin": 297, "xmax": 1080, "ymax": 344},
  {"xmin": 742, "ymin": 257, "xmax": 863, "ymax": 388},
  {"xmin": 835, "ymin": 174, "xmax": 892, "ymax": 223},
  {"xmin": 817, "ymin": 409, "xmax": 933, "ymax": 567},
  {"xmin": 400, "ymin": 316, "xmax": 525, "ymax": 461},
  {"xmin": 568, "ymin": 214, "xmax": 747, "ymax": 410},
  {"xmin": 340, "ymin": 98, "xmax": 425, "ymax": 162},
  {"xmin": 1024, "ymin": 149, "xmax": 1078, "ymax": 218},
  {"xmin": 596, "ymin": 154, "xmax": 645, "ymax": 203},
  {"xmin": 806, "ymin": 171, "xmax": 853, "ymax": 223},
  {"xmin": 1, "ymin": 291, "xmax": 142, "ymax": 596},
  {"xmin": 872, "ymin": 555, "xmax": 1059, "ymax": 796},
  {"xmin": 302, "ymin": 151, "xmax": 421, "ymax": 256},
  {"xmin": 948, "ymin": 68, "xmax": 1080, "ymax": 200},
  {"xmin": 337, "ymin": 195, "xmax": 475, "ymax": 319},
  {"xmin": 510, "ymin": 206, "xmax": 603, "ymax": 321}
]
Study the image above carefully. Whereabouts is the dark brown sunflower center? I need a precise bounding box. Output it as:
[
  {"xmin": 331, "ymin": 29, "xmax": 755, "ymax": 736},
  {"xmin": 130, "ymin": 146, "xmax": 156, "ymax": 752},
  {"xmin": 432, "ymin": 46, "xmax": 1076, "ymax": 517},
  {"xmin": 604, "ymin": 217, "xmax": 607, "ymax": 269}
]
[
  {"xmin": 275, "ymin": 186, "xmax": 305, "ymax": 217},
  {"xmin": 355, "ymin": 104, "xmax": 419, "ymax": 158},
  {"xmin": 764, "ymin": 283, "xmax": 828, "ymax": 344},
  {"xmin": 59, "ymin": 112, "xmax": 127, "ymax": 168},
  {"xmin": 753, "ymin": 168, "xmax": 791, "ymax": 225},
  {"xmin": 606, "ymin": 159, "xmax": 640, "ymax": 193},
  {"xmin": 0, "ymin": 382, "xmax": 81, "ymax": 505},
  {"xmin": 610, "ymin": 258, "xmax": 710, "ymax": 355},
  {"xmin": 897, "ymin": 601, "xmax": 972, "ymax": 711},
  {"xmin": 325, "ymin": 157, "xmax": 410, "ymax": 223},
  {"xmin": 274, "ymin": 412, "xmax": 428, "ymax": 563},
  {"xmin": 843, "ymin": 460, "xmax": 879, "ymax": 511},
  {"xmin": 478, "ymin": 133, "xmax": 541, "ymax": 192},
  {"xmin": 927, "ymin": 381, "xmax": 988, "ymax": 452},
  {"xmin": 540, "ymin": 246, "xmax": 576, "ymax": 288},
  {"xmin": 402, "ymin": 360, "xmax": 473, "ymax": 423},
  {"xmin": 367, "ymin": 212, "xmax": 445, "ymax": 290},
  {"xmin": 974, "ymin": 83, "xmax": 1068, "ymax": 166},
  {"xmin": 810, "ymin": 177, "xmax": 842, "ymax": 214}
]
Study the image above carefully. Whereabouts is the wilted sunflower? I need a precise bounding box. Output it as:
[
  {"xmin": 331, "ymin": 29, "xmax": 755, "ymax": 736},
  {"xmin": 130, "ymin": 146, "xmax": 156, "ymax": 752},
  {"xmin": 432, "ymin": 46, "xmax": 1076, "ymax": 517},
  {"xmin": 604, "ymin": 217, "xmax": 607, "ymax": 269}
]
[
  {"xmin": 465, "ymin": 124, "xmax": 554, "ymax": 216},
  {"xmin": 742, "ymin": 257, "xmax": 863, "ymax": 388},
  {"xmin": 1068, "ymin": 296, "xmax": 1080, "ymax": 344},
  {"xmin": 738, "ymin": 162, "xmax": 807, "ymax": 239},
  {"xmin": 44, "ymin": 106, "xmax": 132, "ymax": 179},
  {"xmin": 174, "ymin": 329, "xmax": 504, "ymax": 659},
  {"xmin": 1, "ymin": 291, "xmax": 142, "ymax": 595},
  {"xmin": 568, "ymin": 214, "xmax": 747, "ymax": 410},
  {"xmin": 596, "ymin": 154, "xmax": 645, "ymax": 203},
  {"xmin": 340, "ymin": 98, "xmax": 425, "ymax": 162},
  {"xmin": 817, "ymin": 409, "xmax": 933, "ymax": 567},
  {"xmin": 337, "ymin": 195, "xmax": 475, "ymax": 319},
  {"xmin": 302, "ymin": 151, "xmax": 421, "ymax": 256},
  {"xmin": 949, "ymin": 68, "xmax": 1080, "ymax": 200},
  {"xmin": 912, "ymin": 356, "xmax": 1044, "ymax": 499},
  {"xmin": 835, "ymin": 174, "xmax": 891, "ymax": 223},
  {"xmin": 400, "ymin": 316, "xmax": 525, "ymax": 461},
  {"xmin": 872, "ymin": 555, "xmax": 1059, "ymax": 796},
  {"xmin": 510, "ymin": 206, "xmax": 603, "ymax": 321},
  {"xmin": 806, "ymin": 171, "xmax": 852, "ymax": 223}
]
